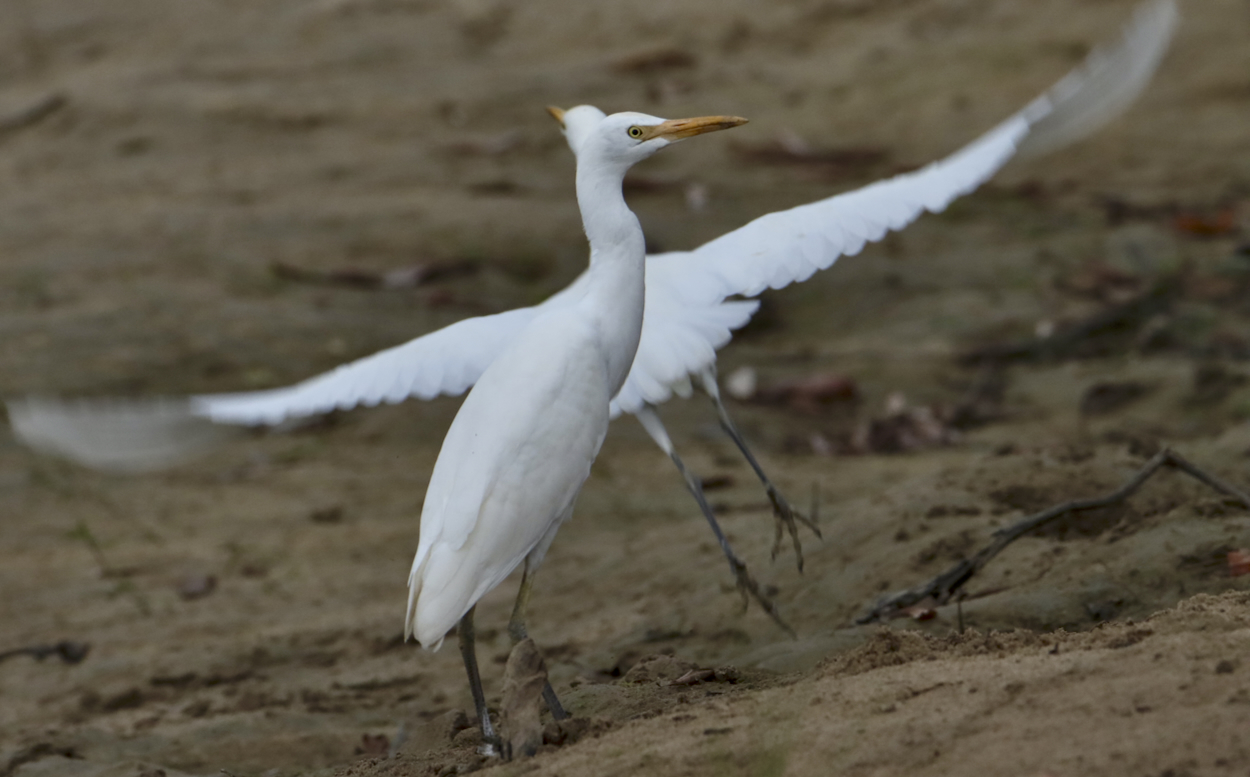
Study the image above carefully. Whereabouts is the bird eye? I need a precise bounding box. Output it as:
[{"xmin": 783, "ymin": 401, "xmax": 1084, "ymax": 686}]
[{"xmin": 628, "ymin": 126, "xmax": 644, "ymax": 139}]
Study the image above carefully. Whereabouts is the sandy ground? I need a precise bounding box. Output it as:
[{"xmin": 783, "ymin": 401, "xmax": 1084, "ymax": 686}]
[{"xmin": 2, "ymin": 0, "xmax": 1250, "ymax": 775}]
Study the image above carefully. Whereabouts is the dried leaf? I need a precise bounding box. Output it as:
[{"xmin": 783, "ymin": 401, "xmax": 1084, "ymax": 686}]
[
  {"xmin": 271, "ymin": 259, "xmax": 477, "ymax": 289},
  {"xmin": 355, "ymin": 733, "xmax": 390, "ymax": 757},
  {"xmin": 1229, "ymin": 549, "xmax": 1250, "ymax": 577},
  {"xmin": 751, "ymin": 372, "xmax": 859, "ymax": 414},
  {"xmin": 176, "ymin": 573, "xmax": 217, "ymax": 600},
  {"xmin": 1174, "ymin": 209, "xmax": 1237, "ymax": 237},
  {"xmin": 612, "ymin": 47, "xmax": 697, "ymax": 73}
]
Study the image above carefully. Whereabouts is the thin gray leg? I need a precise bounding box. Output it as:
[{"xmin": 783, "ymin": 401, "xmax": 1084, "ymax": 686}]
[
  {"xmin": 699, "ymin": 366, "xmax": 821, "ymax": 571},
  {"xmin": 635, "ymin": 406, "xmax": 794, "ymax": 637},
  {"xmin": 508, "ymin": 560, "xmax": 569, "ymax": 720},
  {"xmin": 458, "ymin": 606, "xmax": 501, "ymax": 756}
]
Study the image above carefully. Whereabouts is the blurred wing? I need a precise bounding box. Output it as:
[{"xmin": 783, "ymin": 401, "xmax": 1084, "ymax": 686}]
[
  {"xmin": 1016, "ymin": 0, "xmax": 1177, "ymax": 159},
  {"xmin": 691, "ymin": 0, "xmax": 1175, "ymax": 302},
  {"xmin": 7, "ymin": 305, "xmax": 543, "ymax": 471},
  {"xmin": 610, "ymin": 0, "xmax": 1175, "ymax": 415},
  {"xmin": 7, "ymin": 397, "xmax": 237, "ymax": 474}
]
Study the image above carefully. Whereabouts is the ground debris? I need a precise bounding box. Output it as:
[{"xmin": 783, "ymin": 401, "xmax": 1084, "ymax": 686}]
[
  {"xmin": 669, "ymin": 666, "xmax": 740, "ymax": 686},
  {"xmin": 1098, "ymin": 195, "xmax": 1244, "ymax": 237},
  {"xmin": 619, "ymin": 654, "xmax": 701, "ymax": 686},
  {"xmin": 1055, "ymin": 261, "xmax": 1145, "ymax": 303},
  {"xmin": 731, "ymin": 129, "xmax": 888, "ymax": 181},
  {"xmin": 961, "ymin": 281, "xmax": 1177, "ymax": 366},
  {"xmin": 0, "ymin": 640, "xmax": 90, "ymax": 666},
  {"xmin": 611, "ymin": 47, "xmax": 697, "ymax": 73},
  {"xmin": 1228, "ymin": 549, "xmax": 1250, "ymax": 577},
  {"xmin": 747, "ymin": 372, "xmax": 859, "ymax": 413},
  {"xmin": 1079, "ymin": 380, "xmax": 1154, "ymax": 417},
  {"xmin": 859, "ymin": 448, "xmax": 1250, "ymax": 623},
  {"xmin": 355, "ymin": 734, "xmax": 390, "ymax": 757},
  {"xmin": 848, "ymin": 393, "xmax": 958, "ymax": 454},
  {"xmin": 176, "ymin": 573, "xmax": 217, "ymax": 600},
  {"xmin": 270, "ymin": 259, "xmax": 478, "ymax": 290},
  {"xmin": 1186, "ymin": 363, "xmax": 1247, "ymax": 406},
  {"xmin": 541, "ymin": 717, "xmax": 612, "ymax": 749},
  {"xmin": 0, "ymin": 92, "xmax": 66, "ymax": 137},
  {"xmin": 0, "ymin": 743, "xmax": 80, "ymax": 777}
]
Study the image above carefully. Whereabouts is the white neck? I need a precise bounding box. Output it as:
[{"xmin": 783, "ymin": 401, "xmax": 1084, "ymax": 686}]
[{"xmin": 573, "ymin": 156, "xmax": 647, "ymax": 394}]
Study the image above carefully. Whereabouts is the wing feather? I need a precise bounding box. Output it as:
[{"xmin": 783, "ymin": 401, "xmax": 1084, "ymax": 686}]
[
  {"xmin": 189, "ymin": 306, "xmax": 540, "ymax": 424},
  {"xmin": 6, "ymin": 305, "xmax": 545, "ymax": 471}
]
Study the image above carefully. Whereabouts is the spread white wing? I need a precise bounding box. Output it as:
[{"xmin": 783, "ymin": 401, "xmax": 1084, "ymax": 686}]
[
  {"xmin": 6, "ymin": 0, "xmax": 1175, "ymax": 469},
  {"xmin": 608, "ymin": 0, "xmax": 1176, "ymax": 415},
  {"xmin": 5, "ymin": 259, "xmax": 745, "ymax": 470},
  {"xmin": 190, "ymin": 306, "xmax": 543, "ymax": 425},
  {"xmin": 6, "ymin": 306, "xmax": 545, "ymax": 472}
]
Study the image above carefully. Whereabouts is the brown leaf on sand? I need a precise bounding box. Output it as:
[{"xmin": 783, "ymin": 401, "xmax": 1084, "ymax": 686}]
[
  {"xmin": 611, "ymin": 47, "xmax": 697, "ymax": 73},
  {"xmin": 731, "ymin": 130, "xmax": 887, "ymax": 169},
  {"xmin": 500, "ymin": 638, "xmax": 549, "ymax": 759},
  {"xmin": 849, "ymin": 393, "xmax": 957, "ymax": 454},
  {"xmin": 1079, "ymin": 380, "xmax": 1153, "ymax": 417},
  {"xmin": 1174, "ymin": 209, "xmax": 1237, "ymax": 237},
  {"xmin": 751, "ymin": 373, "xmax": 859, "ymax": 414},
  {"xmin": 354, "ymin": 733, "xmax": 389, "ymax": 757},
  {"xmin": 1055, "ymin": 262, "xmax": 1143, "ymax": 303},
  {"xmin": 1229, "ymin": 549, "xmax": 1250, "ymax": 578},
  {"xmin": 176, "ymin": 573, "xmax": 216, "ymax": 600}
]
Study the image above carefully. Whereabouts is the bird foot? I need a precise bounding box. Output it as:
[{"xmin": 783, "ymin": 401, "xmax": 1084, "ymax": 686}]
[
  {"xmin": 727, "ymin": 555, "xmax": 796, "ymax": 639},
  {"xmin": 477, "ymin": 736, "xmax": 503, "ymax": 759},
  {"xmin": 766, "ymin": 485, "xmax": 821, "ymax": 573}
]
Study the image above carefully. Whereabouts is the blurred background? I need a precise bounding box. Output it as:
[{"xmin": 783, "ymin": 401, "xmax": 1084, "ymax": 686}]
[{"xmin": 1, "ymin": 1, "xmax": 1248, "ymax": 775}]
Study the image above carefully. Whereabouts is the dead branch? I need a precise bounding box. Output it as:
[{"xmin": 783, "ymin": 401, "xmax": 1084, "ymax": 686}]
[{"xmin": 857, "ymin": 448, "xmax": 1250, "ymax": 624}]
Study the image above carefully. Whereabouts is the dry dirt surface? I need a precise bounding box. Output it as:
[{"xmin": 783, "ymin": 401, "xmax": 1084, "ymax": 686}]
[{"xmin": 3, "ymin": 1, "xmax": 1250, "ymax": 775}]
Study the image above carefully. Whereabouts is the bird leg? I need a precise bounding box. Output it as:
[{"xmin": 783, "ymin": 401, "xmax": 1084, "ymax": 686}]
[
  {"xmin": 635, "ymin": 407, "xmax": 795, "ymax": 637},
  {"xmin": 457, "ymin": 606, "xmax": 502, "ymax": 756},
  {"xmin": 699, "ymin": 367, "xmax": 822, "ymax": 572},
  {"xmin": 508, "ymin": 562, "xmax": 569, "ymax": 721}
]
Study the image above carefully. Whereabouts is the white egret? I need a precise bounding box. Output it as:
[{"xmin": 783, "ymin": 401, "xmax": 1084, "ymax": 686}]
[
  {"xmin": 401, "ymin": 111, "xmax": 747, "ymax": 752},
  {"xmin": 7, "ymin": 0, "xmax": 1176, "ymax": 627}
]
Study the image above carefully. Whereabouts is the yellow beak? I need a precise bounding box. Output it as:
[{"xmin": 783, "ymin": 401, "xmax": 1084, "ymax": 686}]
[
  {"xmin": 546, "ymin": 106, "xmax": 566, "ymax": 127},
  {"xmin": 638, "ymin": 115, "xmax": 748, "ymax": 142}
]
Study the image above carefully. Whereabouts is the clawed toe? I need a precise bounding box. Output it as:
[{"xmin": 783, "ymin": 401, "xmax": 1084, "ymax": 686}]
[
  {"xmin": 766, "ymin": 485, "xmax": 821, "ymax": 573},
  {"xmin": 727, "ymin": 555, "xmax": 795, "ymax": 638}
]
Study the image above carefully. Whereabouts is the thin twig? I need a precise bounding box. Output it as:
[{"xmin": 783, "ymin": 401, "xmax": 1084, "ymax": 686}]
[{"xmin": 857, "ymin": 448, "xmax": 1250, "ymax": 623}]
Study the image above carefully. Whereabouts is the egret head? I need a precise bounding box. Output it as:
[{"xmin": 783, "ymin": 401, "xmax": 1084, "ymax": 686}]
[{"xmin": 549, "ymin": 107, "xmax": 747, "ymax": 173}]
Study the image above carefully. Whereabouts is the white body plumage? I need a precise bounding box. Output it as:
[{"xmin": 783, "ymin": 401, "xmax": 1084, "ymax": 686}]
[{"xmin": 403, "ymin": 112, "xmax": 740, "ymax": 648}]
